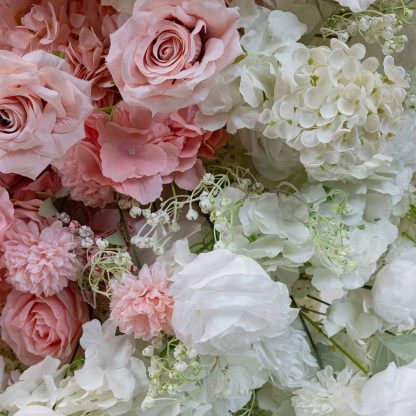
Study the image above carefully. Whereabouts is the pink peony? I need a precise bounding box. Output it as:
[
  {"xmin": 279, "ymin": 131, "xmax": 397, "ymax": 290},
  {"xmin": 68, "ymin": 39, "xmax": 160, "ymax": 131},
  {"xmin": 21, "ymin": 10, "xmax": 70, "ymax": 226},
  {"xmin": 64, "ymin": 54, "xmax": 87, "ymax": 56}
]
[
  {"xmin": 110, "ymin": 263, "xmax": 174, "ymax": 341},
  {"xmin": 59, "ymin": 125, "xmax": 114, "ymax": 208},
  {"xmin": 0, "ymin": 284, "xmax": 89, "ymax": 366},
  {"xmin": 0, "ymin": 187, "xmax": 14, "ymax": 243},
  {"xmin": 106, "ymin": 0, "xmax": 242, "ymax": 113},
  {"xmin": 2, "ymin": 219, "xmax": 81, "ymax": 297},
  {"xmin": 0, "ymin": 50, "xmax": 93, "ymax": 179},
  {"xmin": 0, "ymin": 0, "xmax": 119, "ymax": 105}
]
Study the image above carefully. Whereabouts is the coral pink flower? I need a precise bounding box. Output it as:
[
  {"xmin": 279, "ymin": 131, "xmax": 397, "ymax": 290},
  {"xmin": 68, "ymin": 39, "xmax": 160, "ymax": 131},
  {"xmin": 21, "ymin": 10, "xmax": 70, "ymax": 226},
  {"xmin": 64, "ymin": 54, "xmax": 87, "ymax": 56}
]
[
  {"xmin": 95, "ymin": 103, "xmax": 207, "ymax": 204},
  {"xmin": 0, "ymin": 284, "xmax": 89, "ymax": 366},
  {"xmin": 59, "ymin": 127, "xmax": 114, "ymax": 208},
  {"xmin": 198, "ymin": 129, "xmax": 230, "ymax": 160},
  {"xmin": 0, "ymin": 50, "xmax": 92, "ymax": 179},
  {"xmin": 106, "ymin": 0, "xmax": 242, "ymax": 113},
  {"xmin": 0, "ymin": 187, "xmax": 14, "ymax": 243},
  {"xmin": 2, "ymin": 219, "xmax": 81, "ymax": 297},
  {"xmin": 110, "ymin": 263, "xmax": 174, "ymax": 341}
]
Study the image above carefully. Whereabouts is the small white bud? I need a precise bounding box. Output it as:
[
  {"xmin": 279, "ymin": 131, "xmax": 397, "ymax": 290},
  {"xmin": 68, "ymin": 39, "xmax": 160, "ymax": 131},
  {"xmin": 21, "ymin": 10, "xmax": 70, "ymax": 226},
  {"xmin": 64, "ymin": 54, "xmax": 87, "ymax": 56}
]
[
  {"xmin": 96, "ymin": 238, "xmax": 109, "ymax": 250},
  {"xmin": 142, "ymin": 346, "xmax": 154, "ymax": 357},
  {"xmin": 186, "ymin": 208, "xmax": 199, "ymax": 221},
  {"xmin": 81, "ymin": 237, "xmax": 94, "ymax": 249}
]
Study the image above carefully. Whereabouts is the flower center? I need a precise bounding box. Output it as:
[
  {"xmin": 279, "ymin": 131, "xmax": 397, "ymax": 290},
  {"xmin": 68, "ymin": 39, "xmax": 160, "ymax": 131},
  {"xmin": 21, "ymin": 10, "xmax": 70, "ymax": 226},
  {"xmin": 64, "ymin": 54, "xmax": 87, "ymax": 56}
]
[{"xmin": 0, "ymin": 110, "xmax": 11, "ymax": 128}]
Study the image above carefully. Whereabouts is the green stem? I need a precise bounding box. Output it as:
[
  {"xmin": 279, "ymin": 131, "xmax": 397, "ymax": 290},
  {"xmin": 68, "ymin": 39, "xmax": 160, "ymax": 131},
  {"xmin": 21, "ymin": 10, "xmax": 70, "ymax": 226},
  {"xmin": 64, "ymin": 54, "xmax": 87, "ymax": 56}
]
[
  {"xmin": 119, "ymin": 208, "xmax": 142, "ymax": 269},
  {"xmin": 301, "ymin": 312, "xmax": 369, "ymax": 374}
]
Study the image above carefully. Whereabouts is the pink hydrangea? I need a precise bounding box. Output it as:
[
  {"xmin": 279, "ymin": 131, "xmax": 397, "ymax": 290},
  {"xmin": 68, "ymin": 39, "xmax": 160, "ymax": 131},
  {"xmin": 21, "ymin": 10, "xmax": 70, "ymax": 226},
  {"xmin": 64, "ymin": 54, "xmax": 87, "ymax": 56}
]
[
  {"xmin": 95, "ymin": 102, "xmax": 207, "ymax": 204},
  {"xmin": 0, "ymin": 284, "xmax": 89, "ymax": 366},
  {"xmin": 2, "ymin": 219, "xmax": 81, "ymax": 297},
  {"xmin": 59, "ymin": 125, "xmax": 114, "ymax": 208},
  {"xmin": 110, "ymin": 263, "xmax": 174, "ymax": 341},
  {"xmin": 106, "ymin": 0, "xmax": 242, "ymax": 113}
]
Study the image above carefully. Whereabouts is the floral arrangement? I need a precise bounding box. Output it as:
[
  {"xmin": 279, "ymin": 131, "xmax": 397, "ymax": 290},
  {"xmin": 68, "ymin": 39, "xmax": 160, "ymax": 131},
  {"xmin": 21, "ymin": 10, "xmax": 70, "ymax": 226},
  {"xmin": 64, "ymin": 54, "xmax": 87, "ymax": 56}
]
[{"xmin": 0, "ymin": 0, "xmax": 415, "ymax": 415}]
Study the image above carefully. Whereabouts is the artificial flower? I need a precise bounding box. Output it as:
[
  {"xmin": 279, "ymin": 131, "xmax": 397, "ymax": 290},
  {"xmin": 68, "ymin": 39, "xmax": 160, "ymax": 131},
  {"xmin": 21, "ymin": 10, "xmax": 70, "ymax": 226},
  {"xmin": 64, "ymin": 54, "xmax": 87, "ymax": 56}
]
[{"xmin": 106, "ymin": 0, "xmax": 242, "ymax": 113}]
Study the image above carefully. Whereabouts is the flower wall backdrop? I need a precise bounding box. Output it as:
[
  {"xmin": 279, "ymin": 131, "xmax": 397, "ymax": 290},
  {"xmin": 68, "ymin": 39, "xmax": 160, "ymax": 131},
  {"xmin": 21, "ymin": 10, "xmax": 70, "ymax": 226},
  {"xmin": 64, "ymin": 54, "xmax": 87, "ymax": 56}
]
[{"xmin": 0, "ymin": 0, "xmax": 415, "ymax": 415}]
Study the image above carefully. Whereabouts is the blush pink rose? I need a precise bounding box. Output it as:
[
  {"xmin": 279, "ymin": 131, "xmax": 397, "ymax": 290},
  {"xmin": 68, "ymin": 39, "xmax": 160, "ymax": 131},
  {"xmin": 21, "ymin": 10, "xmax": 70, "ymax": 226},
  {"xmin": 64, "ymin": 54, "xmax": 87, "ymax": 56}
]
[
  {"xmin": 0, "ymin": 50, "xmax": 93, "ymax": 179},
  {"xmin": 110, "ymin": 263, "xmax": 174, "ymax": 340},
  {"xmin": 0, "ymin": 284, "xmax": 89, "ymax": 366},
  {"xmin": 106, "ymin": 0, "xmax": 242, "ymax": 113},
  {"xmin": 96, "ymin": 103, "xmax": 207, "ymax": 203},
  {"xmin": 0, "ymin": 187, "xmax": 14, "ymax": 243}
]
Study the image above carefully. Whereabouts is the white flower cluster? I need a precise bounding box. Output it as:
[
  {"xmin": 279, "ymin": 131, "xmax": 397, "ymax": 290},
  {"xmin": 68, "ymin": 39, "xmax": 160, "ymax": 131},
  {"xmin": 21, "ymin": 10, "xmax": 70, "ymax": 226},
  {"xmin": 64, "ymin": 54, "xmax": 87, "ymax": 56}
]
[{"xmin": 260, "ymin": 39, "xmax": 408, "ymax": 181}]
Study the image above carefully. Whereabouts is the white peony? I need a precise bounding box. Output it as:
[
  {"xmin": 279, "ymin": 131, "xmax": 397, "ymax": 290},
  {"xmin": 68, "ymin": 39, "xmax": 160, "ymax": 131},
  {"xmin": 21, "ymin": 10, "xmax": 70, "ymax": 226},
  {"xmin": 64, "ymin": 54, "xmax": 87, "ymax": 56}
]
[
  {"xmin": 291, "ymin": 366, "xmax": 367, "ymax": 416},
  {"xmin": 253, "ymin": 327, "xmax": 318, "ymax": 390},
  {"xmin": 357, "ymin": 360, "xmax": 416, "ymax": 415},
  {"xmin": 257, "ymin": 383, "xmax": 296, "ymax": 416},
  {"xmin": 170, "ymin": 249, "xmax": 298, "ymax": 355},
  {"xmin": 13, "ymin": 406, "xmax": 63, "ymax": 416},
  {"xmin": 260, "ymin": 39, "xmax": 408, "ymax": 182},
  {"xmin": 334, "ymin": 0, "xmax": 377, "ymax": 12}
]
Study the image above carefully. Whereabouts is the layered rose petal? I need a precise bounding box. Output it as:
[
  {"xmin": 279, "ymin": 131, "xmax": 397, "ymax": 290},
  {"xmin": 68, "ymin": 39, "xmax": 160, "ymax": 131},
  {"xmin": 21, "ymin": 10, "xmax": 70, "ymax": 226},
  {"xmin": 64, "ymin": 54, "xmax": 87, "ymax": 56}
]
[
  {"xmin": 107, "ymin": 0, "xmax": 242, "ymax": 113},
  {"xmin": 0, "ymin": 284, "xmax": 89, "ymax": 365}
]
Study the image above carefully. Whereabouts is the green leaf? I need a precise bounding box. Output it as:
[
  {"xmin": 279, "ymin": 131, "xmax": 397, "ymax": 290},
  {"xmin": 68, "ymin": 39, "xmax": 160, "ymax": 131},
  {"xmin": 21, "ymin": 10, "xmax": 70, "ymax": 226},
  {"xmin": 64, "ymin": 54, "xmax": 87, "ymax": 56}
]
[
  {"xmin": 369, "ymin": 333, "xmax": 416, "ymax": 373},
  {"xmin": 316, "ymin": 343, "xmax": 347, "ymax": 372},
  {"xmin": 39, "ymin": 197, "xmax": 58, "ymax": 218},
  {"xmin": 52, "ymin": 51, "xmax": 65, "ymax": 59},
  {"xmin": 106, "ymin": 230, "xmax": 126, "ymax": 246}
]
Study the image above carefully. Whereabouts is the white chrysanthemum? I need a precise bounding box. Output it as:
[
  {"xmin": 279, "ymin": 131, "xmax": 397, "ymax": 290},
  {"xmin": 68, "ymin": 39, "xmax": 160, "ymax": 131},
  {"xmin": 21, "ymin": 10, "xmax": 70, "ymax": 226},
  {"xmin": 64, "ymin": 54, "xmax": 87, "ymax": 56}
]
[
  {"xmin": 357, "ymin": 360, "xmax": 416, "ymax": 415},
  {"xmin": 261, "ymin": 39, "xmax": 408, "ymax": 181},
  {"xmin": 55, "ymin": 320, "xmax": 148, "ymax": 416},
  {"xmin": 291, "ymin": 366, "xmax": 367, "ymax": 416},
  {"xmin": 334, "ymin": 0, "xmax": 376, "ymax": 12},
  {"xmin": 324, "ymin": 289, "xmax": 382, "ymax": 339},
  {"xmin": 253, "ymin": 327, "xmax": 318, "ymax": 390},
  {"xmin": 170, "ymin": 249, "xmax": 298, "ymax": 355}
]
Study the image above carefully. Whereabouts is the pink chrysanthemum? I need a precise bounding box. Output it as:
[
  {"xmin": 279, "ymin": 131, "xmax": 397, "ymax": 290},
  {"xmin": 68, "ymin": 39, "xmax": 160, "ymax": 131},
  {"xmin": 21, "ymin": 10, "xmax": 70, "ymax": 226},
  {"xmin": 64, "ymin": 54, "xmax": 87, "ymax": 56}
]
[
  {"xmin": 110, "ymin": 263, "xmax": 174, "ymax": 341},
  {"xmin": 2, "ymin": 219, "xmax": 80, "ymax": 297}
]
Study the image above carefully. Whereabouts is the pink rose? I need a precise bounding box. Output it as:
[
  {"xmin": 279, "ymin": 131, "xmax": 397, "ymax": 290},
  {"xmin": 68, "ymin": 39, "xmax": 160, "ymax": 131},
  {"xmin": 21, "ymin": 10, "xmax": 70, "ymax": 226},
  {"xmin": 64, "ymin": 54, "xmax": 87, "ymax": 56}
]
[
  {"xmin": 106, "ymin": 0, "xmax": 242, "ymax": 113},
  {"xmin": 96, "ymin": 103, "xmax": 206, "ymax": 203},
  {"xmin": 0, "ymin": 284, "xmax": 89, "ymax": 366},
  {"xmin": 0, "ymin": 187, "xmax": 14, "ymax": 243},
  {"xmin": 0, "ymin": 50, "xmax": 93, "ymax": 179}
]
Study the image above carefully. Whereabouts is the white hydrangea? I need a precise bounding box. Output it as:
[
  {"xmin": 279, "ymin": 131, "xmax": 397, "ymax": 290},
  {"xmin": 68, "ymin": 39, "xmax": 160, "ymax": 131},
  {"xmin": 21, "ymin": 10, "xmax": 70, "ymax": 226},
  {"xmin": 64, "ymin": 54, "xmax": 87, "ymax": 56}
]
[
  {"xmin": 196, "ymin": 0, "xmax": 306, "ymax": 133},
  {"xmin": 260, "ymin": 39, "xmax": 408, "ymax": 181},
  {"xmin": 0, "ymin": 357, "xmax": 63, "ymax": 413},
  {"xmin": 291, "ymin": 366, "xmax": 368, "ymax": 416},
  {"xmin": 257, "ymin": 383, "xmax": 296, "ymax": 416},
  {"xmin": 55, "ymin": 320, "xmax": 148, "ymax": 416},
  {"xmin": 170, "ymin": 249, "xmax": 298, "ymax": 355},
  {"xmin": 324, "ymin": 289, "xmax": 382, "ymax": 339},
  {"xmin": 234, "ymin": 192, "xmax": 314, "ymax": 271},
  {"xmin": 253, "ymin": 327, "xmax": 318, "ymax": 390},
  {"xmin": 13, "ymin": 406, "xmax": 64, "ymax": 416}
]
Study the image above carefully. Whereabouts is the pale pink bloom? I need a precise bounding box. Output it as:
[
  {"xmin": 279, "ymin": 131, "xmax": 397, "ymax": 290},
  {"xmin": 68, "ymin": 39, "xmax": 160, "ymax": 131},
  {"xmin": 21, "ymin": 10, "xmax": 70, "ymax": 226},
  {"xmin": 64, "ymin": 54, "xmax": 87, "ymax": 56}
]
[
  {"xmin": 0, "ymin": 284, "xmax": 89, "ymax": 366},
  {"xmin": 0, "ymin": 0, "xmax": 119, "ymax": 105},
  {"xmin": 59, "ymin": 126, "xmax": 114, "ymax": 208},
  {"xmin": 106, "ymin": 0, "xmax": 242, "ymax": 113},
  {"xmin": 0, "ymin": 50, "xmax": 93, "ymax": 179},
  {"xmin": 2, "ymin": 219, "xmax": 80, "ymax": 297},
  {"xmin": 0, "ymin": 267, "xmax": 11, "ymax": 312},
  {"xmin": 0, "ymin": 187, "xmax": 14, "ymax": 243},
  {"xmin": 110, "ymin": 263, "xmax": 174, "ymax": 341},
  {"xmin": 95, "ymin": 102, "xmax": 206, "ymax": 203}
]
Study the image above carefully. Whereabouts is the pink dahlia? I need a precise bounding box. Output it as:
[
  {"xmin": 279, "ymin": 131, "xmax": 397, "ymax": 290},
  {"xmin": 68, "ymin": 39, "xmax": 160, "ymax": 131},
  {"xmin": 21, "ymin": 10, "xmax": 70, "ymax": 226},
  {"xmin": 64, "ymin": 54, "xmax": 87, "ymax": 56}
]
[
  {"xmin": 2, "ymin": 219, "xmax": 81, "ymax": 297},
  {"xmin": 110, "ymin": 263, "xmax": 174, "ymax": 341}
]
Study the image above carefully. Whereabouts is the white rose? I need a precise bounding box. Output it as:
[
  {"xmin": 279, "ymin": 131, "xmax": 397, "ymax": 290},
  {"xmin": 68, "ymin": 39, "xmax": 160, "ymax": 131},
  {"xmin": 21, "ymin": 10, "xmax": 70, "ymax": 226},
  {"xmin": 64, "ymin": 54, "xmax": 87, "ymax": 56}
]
[
  {"xmin": 170, "ymin": 249, "xmax": 298, "ymax": 355},
  {"xmin": 253, "ymin": 327, "xmax": 318, "ymax": 390},
  {"xmin": 357, "ymin": 361, "xmax": 416, "ymax": 415},
  {"xmin": 372, "ymin": 260, "xmax": 416, "ymax": 328}
]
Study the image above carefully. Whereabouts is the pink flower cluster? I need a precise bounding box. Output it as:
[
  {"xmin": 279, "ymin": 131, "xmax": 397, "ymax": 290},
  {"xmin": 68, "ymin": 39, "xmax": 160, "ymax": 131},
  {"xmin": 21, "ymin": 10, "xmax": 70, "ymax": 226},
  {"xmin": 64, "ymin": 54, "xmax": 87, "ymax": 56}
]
[{"xmin": 0, "ymin": 0, "xmax": 240, "ymax": 369}]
